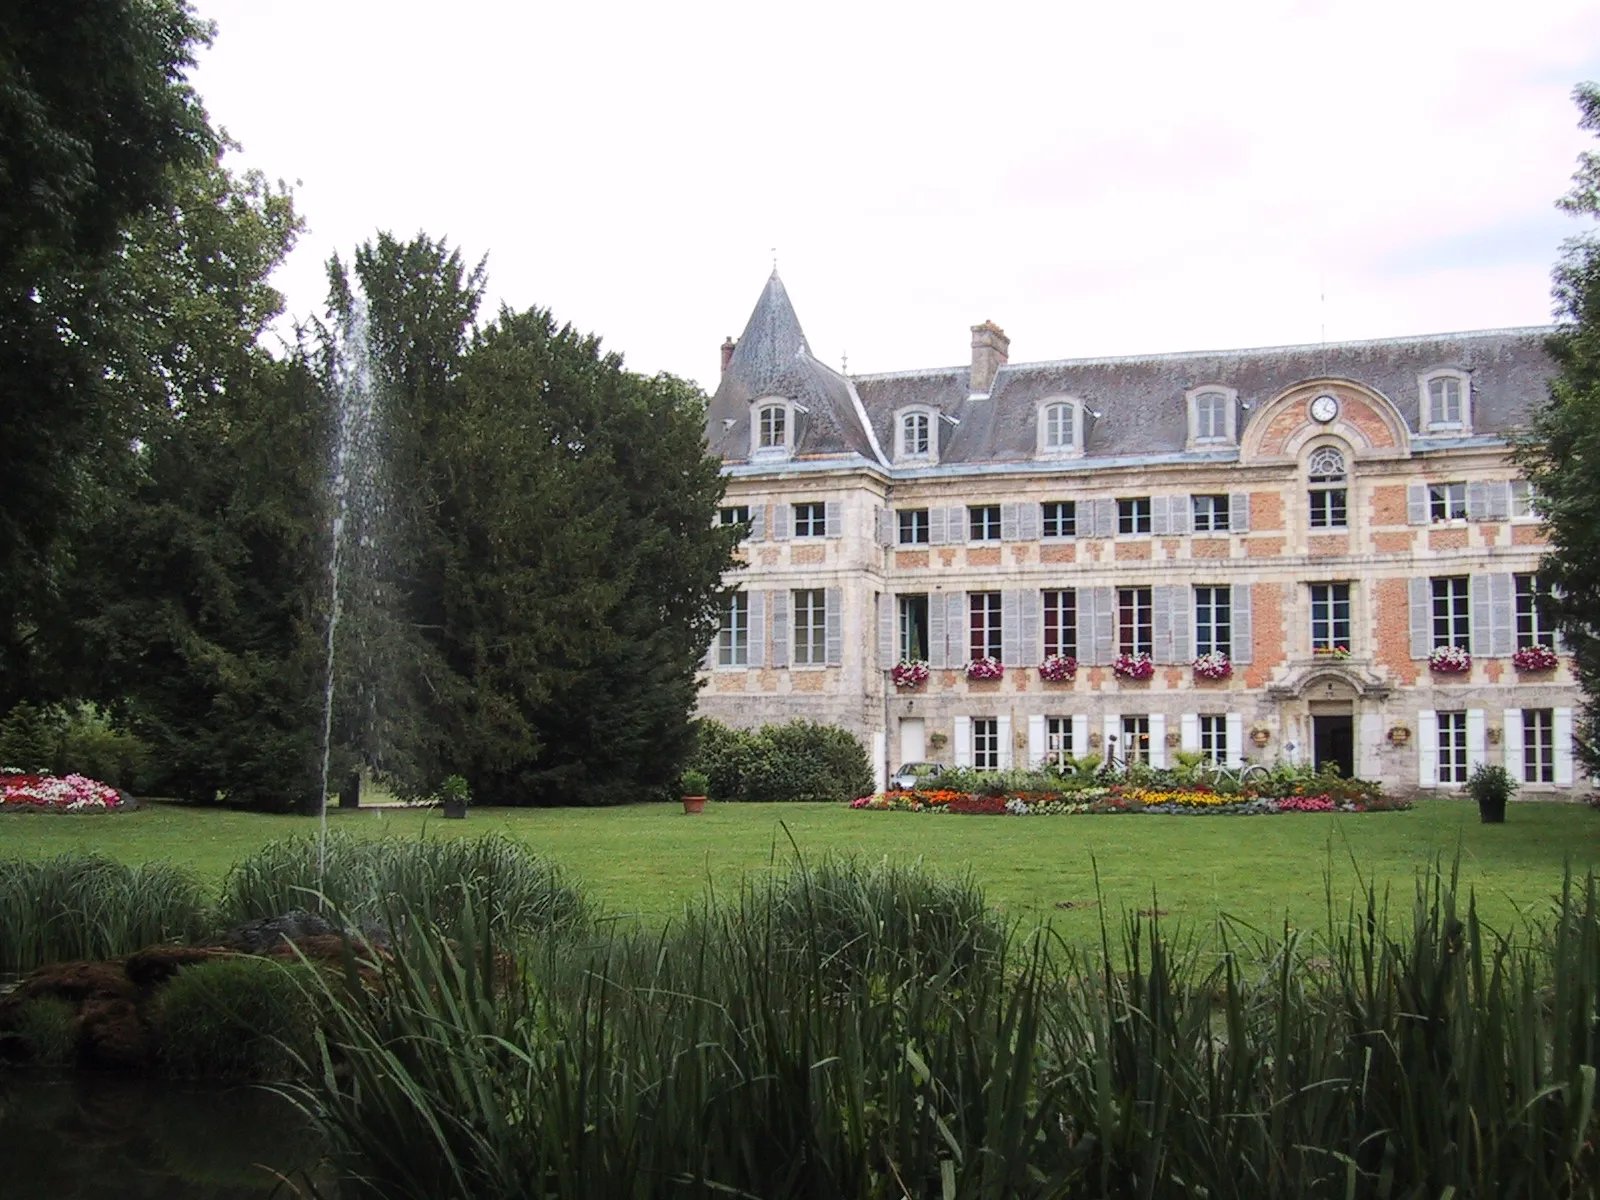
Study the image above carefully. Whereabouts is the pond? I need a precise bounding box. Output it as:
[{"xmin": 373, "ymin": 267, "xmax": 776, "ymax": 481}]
[{"xmin": 0, "ymin": 1072, "xmax": 331, "ymax": 1198}]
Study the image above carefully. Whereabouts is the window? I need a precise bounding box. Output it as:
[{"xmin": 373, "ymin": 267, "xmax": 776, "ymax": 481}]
[
  {"xmin": 1191, "ymin": 494, "xmax": 1230, "ymax": 533},
  {"xmin": 1194, "ymin": 391, "xmax": 1229, "ymax": 441},
  {"xmin": 1524, "ymin": 709, "xmax": 1555, "ymax": 784},
  {"xmin": 719, "ymin": 505, "xmax": 750, "ymax": 528},
  {"xmin": 901, "ymin": 411, "xmax": 931, "ymax": 458},
  {"xmin": 1437, "ymin": 711, "xmax": 1468, "ymax": 785},
  {"xmin": 1045, "ymin": 716, "xmax": 1073, "ymax": 765},
  {"xmin": 793, "ymin": 502, "xmax": 826, "ymax": 538},
  {"xmin": 969, "ymin": 592, "xmax": 1002, "ymax": 660},
  {"xmin": 1194, "ymin": 586, "xmax": 1232, "ymax": 657},
  {"xmin": 1431, "ymin": 577, "xmax": 1470, "ymax": 650},
  {"xmin": 793, "ymin": 589, "xmax": 825, "ymax": 665},
  {"xmin": 1043, "ymin": 402, "xmax": 1074, "ymax": 451},
  {"xmin": 973, "ymin": 718, "xmax": 1000, "ymax": 770},
  {"xmin": 1041, "ymin": 501, "xmax": 1076, "ymax": 538},
  {"xmin": 1308, "ymin": 446, "xmax": 1347, "ymax": 529},
  {"xmin": 969, "ymin": 505, "xmax": 1002, "ymax": 542},
  {"xmin": 1428, "ymin": 377, "xmax": 1463, "ymax": 426},
  {"xmin": 1043, "ymin": 590, "xmax": 1078, "ymax": 658},
  {"xmin": 717, "ymin": 592, "xmax": 748, "ymax": 666},
  {"xmin": 1118, "ymin": 497, "xmax": 1152, "ymax": 535},
  {"xmin": 1120, "ymin": 715, "xmax": 1151, "ymax": 766},
  {"xmin": 1429, "ymin": 482, "xmax": 1467, "ymax": 522},
  {"xmin": 1310, "ymin": 583, "xmax": 1351, "ymax": 652},
  {"xmin": 1118, "ymin": 587, "xmax": 1153, "ymax": 656},
  {"xmin": 1199, "ymin": 714, "xmax": 1228, "ymax": 766},
  {"xmin": 1511, "ymin": 480, "xmax": 1538, "ymax": 519},
  {"xmin": 1516, "ymin": 574, "xmax": 1555, "ymax": 649},
  {"xmin": 757, "ymin": 403, "xmax": 787, "ymax": 450},
  {"xmin": 898, "ymin": 509, "xmax": 930, "ymax": 545},
  {"xmin": 899, "ymin": 594, "xmax": 929, "ymax": 662}
]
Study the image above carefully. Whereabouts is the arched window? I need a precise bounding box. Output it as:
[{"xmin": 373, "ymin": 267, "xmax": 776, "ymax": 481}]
[
  {"xmin": 1307, "ymin": 446, "xmax": 1347, "ymax": 529},
  {"xmin": 1043, "ymin": 402, "xmax": 1073, "ymax": 450},
  {"xmin": 1194, "ymin": 391, "xmax": 1228, "ymax": 440},
  {"xmin": 758, "ymin": 403, "xmax": 786, "ymax": 449},
  {"xmin": 902, "ymin": 411, "xmax": 930, "ymax": 457},
  {"xmin": 1419, "ymin": 369, "xmax": 1471, "ymax": 434}
]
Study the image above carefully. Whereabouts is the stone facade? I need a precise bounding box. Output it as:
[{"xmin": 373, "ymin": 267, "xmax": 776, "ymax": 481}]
[{"xmin": 699, "ymin": 273, "xmax": 1579, "ymax": 796}]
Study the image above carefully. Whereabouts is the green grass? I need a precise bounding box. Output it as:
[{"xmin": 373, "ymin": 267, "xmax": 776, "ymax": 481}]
[{"xmin": 3, "ymin": 799, "xmax": 1597, "ymax": 942}]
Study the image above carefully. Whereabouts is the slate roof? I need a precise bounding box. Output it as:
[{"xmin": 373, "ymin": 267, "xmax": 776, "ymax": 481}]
[{"xmin": 708, "ymin": 276, "xmax": 1557, "ymax": 470}]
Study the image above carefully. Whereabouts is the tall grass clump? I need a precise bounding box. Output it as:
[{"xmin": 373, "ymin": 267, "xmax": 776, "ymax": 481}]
[
  {"xmin": 0, "ymin": 853, "xmax": 211, "ymax": 972},
  {"xmin": 161, "ymin": 956, "xmax": 317, "ymax": 1079},
  {"xmin": 220, "ymin": 831, "xmax": 586, "ymax": 941}
]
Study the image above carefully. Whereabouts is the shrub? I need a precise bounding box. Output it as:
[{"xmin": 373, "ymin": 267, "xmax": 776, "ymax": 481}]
[
  {"xmin": 691, "ymin": 719, "xmax": 872, "ymax": 803},
  {"xmin": 161, "ymin": 956, "xmax": 316, "ymax": 1079},
  {"xmin": 0, "ymin": 701, "xmax": 150, "ymax": 789}
]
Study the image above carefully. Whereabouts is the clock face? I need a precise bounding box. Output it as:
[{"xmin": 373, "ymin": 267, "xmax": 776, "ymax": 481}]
[{"xmin": 1310, "ymin": 394, "xmax": 1339, "ymax": 423}]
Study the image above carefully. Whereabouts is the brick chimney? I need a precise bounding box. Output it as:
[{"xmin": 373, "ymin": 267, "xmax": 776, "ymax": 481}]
[
  {"xmin": 721, "ymin": 336, "xmax": 737, "ymax": 374},
  {"xmin": 970, "ymin": 321, "xmax": 1009, "ymax": 395}
]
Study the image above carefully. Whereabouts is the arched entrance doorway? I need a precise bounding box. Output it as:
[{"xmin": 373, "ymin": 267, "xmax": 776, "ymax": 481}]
[{"xmin": 1308, "ymin": 676, "xmax": 1357, "ymax": 777}]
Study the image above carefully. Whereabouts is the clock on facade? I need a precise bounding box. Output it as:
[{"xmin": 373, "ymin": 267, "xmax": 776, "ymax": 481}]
[{"xmin": 1310, "ymin": 394, "xmax": 1339, "ymax": 423}]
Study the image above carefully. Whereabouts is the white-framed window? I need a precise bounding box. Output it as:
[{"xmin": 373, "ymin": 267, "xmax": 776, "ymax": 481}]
[
  {"xmin": 898, "ymin": 509, "xmax": 930, "ymax": 545},
  {"xmin": 1043, "ymin": 590, "xmax": 1077, "ymax": 658},
  {"xmin": 1431, "ymin": 576, "xmax": 1470, "ymax": 650},
  {"xmin": 973, "ymin": 718, "xmax": 1001, "ymax": 770},
  {"xmin": 899, "ymin": 594, "xmax": 930, "ymax": 662},
  {"xmin": 718, "ymin": 592, "xmax": 749, "ymax": 666},
  {"xmin": 1035, "ymin": 397, "xmax": 1085, "ymax": 457},
  {"xmin": 1118, "ymin": 497, "xmax": 1152, "ymax": 535},
  {"xmin": 1045, "ymin": 716, "xmax": 1073, "ymax": 765},
  {"xmin": 1198, "ymin": 714, "xmax": 1228, "ymax": 766},
  {"xmin": 753, "ymin": 400, "xmax": 793, "ymax": 457},
  {"xmin": 1118, "ymin": 587, "xmax": 1153, "ymax": 656},
  {"xmin": 1420, "ymin": 369, "xmax": 1471, "ymax": 434},
  {"xmin": 1515, "ymin": 574, "xmax": 1555, "ymax": 649},
  {"xmin": 1310, "ymin": 582, "xmax": 1351, "ymax": 652},
  {"xmin": 1186, "ymin": 385, "xmax": 1238, "ymax": 447},
  {"xmin": 969, "ymin": 592, "xmax": 1002, "ymax": 660},
  {"xmin": 1307, "ymin": 445, "xmax": 1348, "ymax": 530},
  {"xmin": 719, "ymin": 505, "xmax": 750, "ymax": 528},
  {"xmin": 969, "ymin": 505, "xmax": 1002, "ymax": 542},
  {"xmin": 792, "ymin": 501, "xmax": 826, "ymax": 538},
  {"xmin": 1041, "ymin": 501, "xmax": 1075, "ymax": 538},
  {"xmin": 1044, "ymin": 403, "xmax": 1072, "ymax": 450},
  {"xmin": 793, "ymin": 589, "xmax": 825, "ymax": 666},
  {"xmin": 895, "ymin": 407, "xmax": 937, "ymax": 462},
  {"xmin": 1429, "ymin": 482, "xmax": 1467, "ymax": 522},
  {"xmin": 1523, "ymin": 709, "xmax": 1555, "ymax": 784},
  {"xmin": 1194, "ymin": 586, "xmax": 1231, "ymax": 657},
  {"xmin": 1437, "ymin": 710, "xmax": 1468, "ymax": 785},
  {"xmin": 1191, "ymin": 494, "xmax": 1230, "ymax": 533},
  {"xmin": 1511, "ymin": 480, "xmax": 1538, "ymax": 519},
  {"xmin": 1120, "ymin": 715, "xmax": 1151, "ymax": 766}
]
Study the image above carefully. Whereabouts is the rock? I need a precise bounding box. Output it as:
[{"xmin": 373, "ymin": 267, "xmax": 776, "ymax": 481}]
[
  {"xmin": 213, "ymin": 909, "xmax": 339, "ymax": 954},
  {"xmin": 124, "ymin": 944, "xmax": 234, "ymax": 987},
  {"xmin": 78, "ymin": 996, "xmax": 154, "ymax": 1069}
]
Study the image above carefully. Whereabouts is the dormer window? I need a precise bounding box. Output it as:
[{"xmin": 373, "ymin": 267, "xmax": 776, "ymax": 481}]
[
  {"xmin": 1185, "ymin": 385, "xmax": 1238, "ymax": 448},
  {"xmin": 894, "ymin": 407, "xmax": 938, "ymax": 463},
  {"xmin": 1036, "ymin": 397, "xmax": 1084, "ymax": 458},
  {"xmin": 751, "ymin": 398, "xmax": 794, "ymax": 459},
  {"xmin": 759, "ymin": 404, "xmax": 785, "ymax": 448},
  {"xmin": 1419, "ymin": 369, "xmax": 1471, "ymax": 435}
]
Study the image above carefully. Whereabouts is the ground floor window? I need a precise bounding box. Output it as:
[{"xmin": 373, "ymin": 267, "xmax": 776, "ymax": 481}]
[
  {"xmin": 1045, "ymin": 716, "xmax": 1072, "ymax": 765},
  {"xmin": 1437, "ymin": 711, "xmax": 1467, "ymax": 785},
  {"xmin": 1121, "ymin": 715, "xmax": 1150, "ymax": 766},
  {"xmin": 1199, "ymin": 714, "xmax": 1227, "ymax": 766},
  {"xmin": 1524, "ymin": 708, "xmax": 1555, "ymax": 784},
  {"xmin": 973, "ymin": 717, "xmax": 1000, "ymax": 770},
  {"xmin": 717, "ymin": 591, "xmax": 748, "ymax": 666}
]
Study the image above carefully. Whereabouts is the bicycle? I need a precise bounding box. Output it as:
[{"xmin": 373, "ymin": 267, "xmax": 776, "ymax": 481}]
[{"xmin": 1200, "ymin": 759, "xmax": 1271, "ymax": 790}]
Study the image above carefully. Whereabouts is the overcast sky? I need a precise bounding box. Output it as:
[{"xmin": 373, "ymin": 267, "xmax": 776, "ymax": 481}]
[{"xmin": 191, "ymin": 0, "xmax": 1600, "ymax": 391}]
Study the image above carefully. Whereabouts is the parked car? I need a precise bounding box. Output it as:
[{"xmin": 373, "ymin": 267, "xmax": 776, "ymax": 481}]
[{"xmin": 891, "ymin": 761, "xmax": 944, "ymax": 791}]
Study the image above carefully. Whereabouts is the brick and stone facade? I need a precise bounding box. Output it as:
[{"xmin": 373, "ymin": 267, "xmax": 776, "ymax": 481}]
[{"xmin": 699, "ymin": 272, "xmax": 1578, "ymax": 796}]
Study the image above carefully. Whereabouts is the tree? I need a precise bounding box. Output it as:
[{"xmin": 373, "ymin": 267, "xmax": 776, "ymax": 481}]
[{"xmin": 1520, "ymin": 82, "xmax": 1600, "ymax": 769}]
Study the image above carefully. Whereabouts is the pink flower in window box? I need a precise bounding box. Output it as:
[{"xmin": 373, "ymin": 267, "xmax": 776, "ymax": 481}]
[
  {"xmin": 1428, "ymin": 645, "xmax": 1472, "ymax": 674},
  {"xmin": 1112, "ymin": 652, "xmax": 1155, "ymax": 680},
  {"xmin": 1512, "ymin": 645, "xmax": 1559, "ymax": 672},
  {"xmin": 1192, "ymin": 652, "xmax": 1232, "ymax": 681},
  {"xmin": 965, "ymin": 656, "xmax": 1004, "ymax": 681},
  {"xmin": 891, "ymin": 660, "xmax": 930, "ymax": 688},
  {"xmin": 1039, "ymin": 654, "xmax": 1077, "ymax": 682}
]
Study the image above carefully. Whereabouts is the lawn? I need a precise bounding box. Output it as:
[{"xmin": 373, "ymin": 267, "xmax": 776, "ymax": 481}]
[{"xmin": 3, "ymin": 799, "xmax": 1598, "ymax": 944}]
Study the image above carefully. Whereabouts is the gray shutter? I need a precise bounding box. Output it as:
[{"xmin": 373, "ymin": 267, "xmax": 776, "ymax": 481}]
[
  {"xmin": 1020, "ymin": 588, "xmax": 1040, "ymax": 665},
  {"xmin": 1467, "ymin": 481, "xmax": 1489, "ymax": 521},
  {"xmin": 1169, "ymin": 497, "xmax": 1191, "ymax": 535},
  {"xmin": 1409, "ymin": 577, "xmax": 1431, "ymax": 659},
  {"xmin": 824, "ymin": 500, "xmax": 842, "ymax": 539},
  {"xmin": 1231, "ymin": 584, "xmax": 1252, "ymax": 664},
  {"xmin": 947, "ymin": 592, "xmax": 966, "ymax": 663},
  {"xmin": 1172, "ymin": 586, "xmax": 1193, "ymax": 662},
  {"xmin": 949, "ymin": 507, "xmax": 969, "ymax": 542},
  {"xmin": 774, "ymin": 503, "xmax": 791, "ymax": 541},
  {"xmin": 1152, "ymin": 585, "xmax": 1174, "ymax": 663},
  {"xmin": 749, "ymin": 590, "xmax": 766, "ymax": 668},
  {"xmin": 929, "ymin": 507, "xmax": 947, "ymax": 546},
  {"xmin": 1095, "ymin": 498, "xmax": 1117, "ymax": 538},
  {"xmin": 749, "ymin": 504, "xmax": 766, "ymax": 541},
  {"xmin": 1470, "ymin": 574, "xmax": 1491, "ymax": 657},
  {"xmin": 1019, "ymin": 503, "xmax": 1041, "ymax": 541},
  {"xmin": 929, "ymin": 593, "xmax": 947, "ymax": 668},
  {"xmin": 1001, "ymin": 590, "xmax": 1021, "ymax": 665},
  {"xmin": 825, "ymin": 587, "xmax": 843, "ymax": 665},
  {"xmin": 1229, "ymin": 493, "xmax": 1250, "ymax": 533},
  {"xmin": 876, "ymin": 508, "xmax": 892, "ymax": 547},
  {"xmin": 1407, "ymin": 484, "xmax": 1429, "ymax": 526},
  {"xmin": 1486, "ymin": 481, "xmax": 1510, "ymax": 521},
  {"xmin": 1151, "ymin": 495, "xmax": 1171, "ymax": 536},
  {"xmin": 1001, "ymin": 503, "xmax": 1020, "ymax": 542},
  {"xmin": 771, "ymin": 590, "xmax": 790, "ymax": 667},
  {"xmin": 1090, "ymin": 586, "xmax": 1115, "ymax": 664},
  {"xmin": 1491, "ymin": 573, "xmax": 1515, "ymax": 657},
  {"xmin": 878, "ymin": 593, "xmax": 895, "ymax": 669}
]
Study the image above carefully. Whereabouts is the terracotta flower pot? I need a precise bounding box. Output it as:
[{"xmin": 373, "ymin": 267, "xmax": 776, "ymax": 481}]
[{"xmin": 682, "ymin": 795, "xmax": 707, "ymax": 814}]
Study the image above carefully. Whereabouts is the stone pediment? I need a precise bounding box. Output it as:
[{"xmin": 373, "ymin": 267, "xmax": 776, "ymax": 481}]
[{"xmin": 1266, "ymin": 659, "xmax": 1392, "ymax": 701}]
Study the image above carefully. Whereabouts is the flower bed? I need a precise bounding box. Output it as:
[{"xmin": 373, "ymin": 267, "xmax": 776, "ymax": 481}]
[
  {"xmin": 1, "ymin": 773, "xmax": 126, "ymax": 812},
  {"xmin": 850, "ymin": 782, "xmax": 1400, "ymax": 817},
  {"xmin": 1513, "ymin": 645, "xmax": 1559, "ymax": 672}
]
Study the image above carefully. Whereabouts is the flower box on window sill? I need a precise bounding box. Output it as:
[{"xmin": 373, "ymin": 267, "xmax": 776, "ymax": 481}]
[
  {"xmin": 1312, "ymin": 646, "xmax": 1351, "ymax": 660},
  {"xmin": 891, "ymin": 660, "xmax": 930, "ymax": 689},
  {"xmin": 1192, "ymin": 652, "xmax": 1232, "ymax": 681},
  {"xmin": 1112, "ymin": 653, "xmax": 1154, "ymax": 681},
  {"xmin": 965, "ymin": 657, "xmax": 1004, "ymax": 681},
  {"xmin": 1428, "ymin": 646, "xmax": 1472, "ymax": 674},
  {"xmin": 1038, "ymin": 655, "xmax": 1077, "ymax": 683},
  {"xmin": 1512, "ymin": 645, "xmax": 1559, "ymax": 673}
]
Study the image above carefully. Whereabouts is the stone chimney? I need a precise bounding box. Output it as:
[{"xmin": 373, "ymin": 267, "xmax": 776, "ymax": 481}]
[
  {"xmin": 721, "ymin": 336, "xmax": 737, "ymax": 374},
  {"xmin": 970, "ymin": 321, "xmax": 1009, "ymax": 395}
]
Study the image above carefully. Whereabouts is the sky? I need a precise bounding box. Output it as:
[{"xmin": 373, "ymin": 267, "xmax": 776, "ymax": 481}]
[{"xmin": 190, "ymin": 0, "xmax": 1600, "ymax": 392}]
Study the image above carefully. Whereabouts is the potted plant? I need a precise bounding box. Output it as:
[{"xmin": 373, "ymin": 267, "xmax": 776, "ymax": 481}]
[
  {"xmin": 892, "ymin": 660, "xmax": 930, "ymax": 689},
  {"xmin": 1039, "ymin": 654, "xmax": 1077, "ymax": 682},
  {"xmin": 1192, "ymin": 652, "xmax": 1232, "ymax": 681},
  {"xmin": 1513, "ymin": 644, "xmax": 1559, "ymax": 672},
  {"xmin": 1429, "ymin": 645, "xmax": 1471, "ymax": 674},
  {"xmin": 439, "ymin": 773, "xmax": 470, "ymax": 820},
  {"xmin": 1112, "ymin": 652, "xmax": 1154, "ymax": 680},
  {"xmin": 965, "ymin": 656, "xmax": 1004, "ymax": 681},
  {"xmin": 1465, "ymin": 761, "xmax": 1516, "ymax": 824},
  {"xmin": 680, "ymin": 768, "xmax": 709, "ymax": 815}
]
